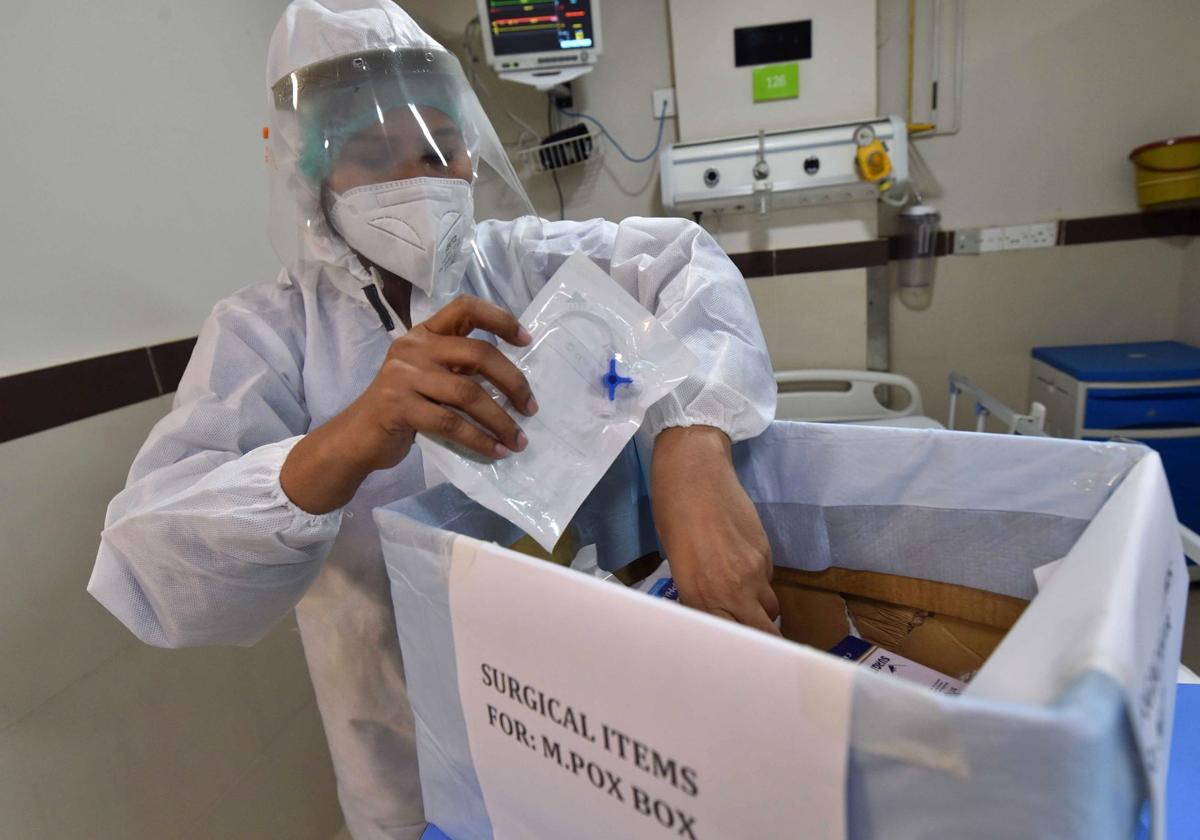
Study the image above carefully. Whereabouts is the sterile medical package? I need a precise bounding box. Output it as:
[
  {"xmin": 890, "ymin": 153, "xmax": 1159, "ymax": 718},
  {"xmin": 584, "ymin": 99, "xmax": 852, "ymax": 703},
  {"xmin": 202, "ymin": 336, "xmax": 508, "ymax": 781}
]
[
  {"xmin": 829, "ymin": 635, "xmax": 965, "ymax": 695},
  {"xmin": 377, "ymin": 421, "xmax": 1187, "ymax": 840},
  {"xmin": 418, "ymin": 252, "xmax": 697, "ymax": 551}
]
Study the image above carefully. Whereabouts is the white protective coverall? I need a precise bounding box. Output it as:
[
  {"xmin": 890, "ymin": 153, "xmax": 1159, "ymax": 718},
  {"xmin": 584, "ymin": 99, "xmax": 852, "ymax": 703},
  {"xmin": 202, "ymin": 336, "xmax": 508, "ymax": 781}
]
[{"xmin": 89, "ymin": 1, "xmax": 776, "ymax": 837}]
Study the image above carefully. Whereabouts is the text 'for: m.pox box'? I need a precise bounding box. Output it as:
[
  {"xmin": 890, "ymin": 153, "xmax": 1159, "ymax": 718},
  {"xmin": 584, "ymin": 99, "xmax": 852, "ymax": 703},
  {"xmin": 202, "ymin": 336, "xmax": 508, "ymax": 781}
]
[{"xmin": 376, "ymin": 421, "xmax": 1186, "ymax": 840}]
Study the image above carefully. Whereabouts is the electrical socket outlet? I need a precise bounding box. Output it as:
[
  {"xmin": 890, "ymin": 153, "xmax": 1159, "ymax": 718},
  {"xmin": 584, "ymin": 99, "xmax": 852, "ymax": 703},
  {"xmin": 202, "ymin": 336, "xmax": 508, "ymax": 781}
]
[
  {"xmin": 957, "ymin": 227, "xmax": 1006, "ymax": 253},
  {"xmin": 979, "ymin": 227, "xmax": 1006, "ymax": 252},
  {"xmin": 652, "ymin": 88, "xmax": 677, "ymax": 119},
  {"xmin": 1003, "ymin": 222, "xmax": 1059, "ymax": 250},
  {"xmin": 955, "ymin": 226, "xmax": 1021, "ymax": 253},
  {"xmin": 1003, "ymin": 226, "xmax": 1030, "ymax": 250},
  {"xmin": 956, "ymin": 221, "xmax": 1061, "ymax": 254},
  {"xmin": 1025, "ymin": 222, "xmax": 1058, "ymax": 248}
]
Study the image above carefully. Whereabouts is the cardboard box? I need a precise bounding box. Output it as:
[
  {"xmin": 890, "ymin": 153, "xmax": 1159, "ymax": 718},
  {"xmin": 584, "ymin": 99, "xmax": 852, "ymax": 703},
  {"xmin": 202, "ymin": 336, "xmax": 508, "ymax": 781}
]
[
  {"xmin": 620, "ymin": 561, "xmax": 1021, "ymax": 680},
  {"xmin": 377, "ymin": 421, "xmax": 1188, "ymax": 840},
  {"xmin": 772, "ymin": 566, "xmax": 1026, "ymax": 679}
]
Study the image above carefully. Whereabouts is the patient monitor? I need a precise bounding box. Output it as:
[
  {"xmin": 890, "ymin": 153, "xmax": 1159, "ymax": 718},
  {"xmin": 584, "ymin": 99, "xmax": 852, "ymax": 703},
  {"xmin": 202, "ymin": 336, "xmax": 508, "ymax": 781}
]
[{"xmin": 476, "ymin": 0, "xmax": 603, "ymax": 90}]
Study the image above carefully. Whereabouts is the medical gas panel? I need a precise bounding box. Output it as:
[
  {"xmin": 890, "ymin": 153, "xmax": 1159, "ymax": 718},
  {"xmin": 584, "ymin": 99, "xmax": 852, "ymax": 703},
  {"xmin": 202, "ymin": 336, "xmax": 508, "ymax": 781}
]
[
  {"xmin": 661, "ymin": 0, "xmax": 885, "ymax": 216},
  {"xmin": 660, "ymin": 116, "xmax": 908, "ymax": 217}
]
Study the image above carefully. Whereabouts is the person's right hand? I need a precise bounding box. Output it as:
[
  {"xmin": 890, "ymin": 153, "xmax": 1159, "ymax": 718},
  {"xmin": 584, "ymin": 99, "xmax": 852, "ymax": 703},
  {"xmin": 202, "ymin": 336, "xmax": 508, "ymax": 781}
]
[{"xmin": 281, "ymin": 296, "xmax": 537, "ymax": 514}]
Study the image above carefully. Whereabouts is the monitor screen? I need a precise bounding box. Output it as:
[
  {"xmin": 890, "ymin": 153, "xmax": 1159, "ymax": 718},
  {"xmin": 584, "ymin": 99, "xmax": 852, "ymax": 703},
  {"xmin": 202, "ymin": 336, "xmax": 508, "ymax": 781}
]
[{"xmin": 484, "ymin": 0, "xmax": 596, "ymax": 57}]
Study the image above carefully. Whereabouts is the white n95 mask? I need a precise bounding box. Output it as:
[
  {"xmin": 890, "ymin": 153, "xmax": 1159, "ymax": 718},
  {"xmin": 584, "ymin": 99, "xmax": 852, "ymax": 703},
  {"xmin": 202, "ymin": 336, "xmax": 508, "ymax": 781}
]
[
  {"xmin": 417, "ymin": 253, "xmax": 699, "ymax": 552},
  {"xmin": 329, "ymin": 177, "xmax": 475, "ymax": 294}
]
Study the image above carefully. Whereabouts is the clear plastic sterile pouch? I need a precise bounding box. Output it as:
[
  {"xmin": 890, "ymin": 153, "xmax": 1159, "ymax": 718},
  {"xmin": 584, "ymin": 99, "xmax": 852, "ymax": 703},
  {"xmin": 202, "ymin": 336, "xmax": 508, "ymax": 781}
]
[{"xmin": 417, "ymin": 252, "xmax": 698, "ymax": 551}]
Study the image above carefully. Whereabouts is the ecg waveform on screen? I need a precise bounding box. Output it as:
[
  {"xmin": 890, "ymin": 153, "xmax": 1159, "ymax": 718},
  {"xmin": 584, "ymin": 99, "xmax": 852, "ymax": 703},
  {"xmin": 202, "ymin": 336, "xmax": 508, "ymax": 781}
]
[{"xmin": 487, "ymin": 0, "xmax": 593, "ymax": 52}]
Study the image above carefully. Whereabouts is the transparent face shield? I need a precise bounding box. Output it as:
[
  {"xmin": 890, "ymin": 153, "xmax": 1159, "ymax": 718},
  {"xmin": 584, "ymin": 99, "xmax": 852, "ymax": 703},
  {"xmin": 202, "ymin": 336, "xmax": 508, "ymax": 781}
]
[{"xmin": 267, "ymin": 47, "xmax": 539, "ymax": 305}]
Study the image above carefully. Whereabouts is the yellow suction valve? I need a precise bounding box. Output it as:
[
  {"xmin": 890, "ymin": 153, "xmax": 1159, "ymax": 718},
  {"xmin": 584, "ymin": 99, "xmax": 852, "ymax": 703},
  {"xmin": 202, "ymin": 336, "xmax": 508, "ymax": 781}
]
[{"xmin": 854, "ymin": 124, "xmax": 894, "ymax": 191}]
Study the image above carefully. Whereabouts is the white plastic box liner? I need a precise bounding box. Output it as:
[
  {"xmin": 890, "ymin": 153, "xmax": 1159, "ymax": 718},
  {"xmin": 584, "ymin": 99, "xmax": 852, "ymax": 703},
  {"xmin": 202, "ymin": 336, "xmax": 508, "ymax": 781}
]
[{"xmin": 375, "ymin": 421, "xmax": 1187, "ymax": 840}]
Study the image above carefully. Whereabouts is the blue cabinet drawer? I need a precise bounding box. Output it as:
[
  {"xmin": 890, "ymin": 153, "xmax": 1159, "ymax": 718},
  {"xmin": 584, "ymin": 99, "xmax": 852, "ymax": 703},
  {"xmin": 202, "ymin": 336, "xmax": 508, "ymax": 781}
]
[
  {"xmin": 1084, "ymin": 387, "xmax": 1200, "ymax": 430},
  {"xmin": 1084, "ymin": 435, "xmax": 1200, "ymax": 532}
]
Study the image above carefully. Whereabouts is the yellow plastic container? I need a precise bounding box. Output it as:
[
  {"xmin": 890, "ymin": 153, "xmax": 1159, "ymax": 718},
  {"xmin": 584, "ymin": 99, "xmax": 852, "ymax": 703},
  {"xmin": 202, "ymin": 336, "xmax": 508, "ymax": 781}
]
[{"xmin": 1129, "ymin": 134, "xmax": 1200, "ymax": 207}]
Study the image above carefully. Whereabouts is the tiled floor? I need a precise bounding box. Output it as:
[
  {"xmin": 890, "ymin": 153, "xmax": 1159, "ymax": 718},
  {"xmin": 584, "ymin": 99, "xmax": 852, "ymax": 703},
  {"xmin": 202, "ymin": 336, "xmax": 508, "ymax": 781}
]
[{"xmin": 1183, "ymin": 584, "xmax": 1200, "ymax": 671}]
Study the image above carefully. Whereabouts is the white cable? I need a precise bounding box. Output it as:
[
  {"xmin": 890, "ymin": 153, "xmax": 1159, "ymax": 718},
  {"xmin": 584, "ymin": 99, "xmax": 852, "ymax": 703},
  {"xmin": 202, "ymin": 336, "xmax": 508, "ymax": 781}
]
[{"xmin": 880, "ymin": 183, "xmax": 913, "ymax": 207}]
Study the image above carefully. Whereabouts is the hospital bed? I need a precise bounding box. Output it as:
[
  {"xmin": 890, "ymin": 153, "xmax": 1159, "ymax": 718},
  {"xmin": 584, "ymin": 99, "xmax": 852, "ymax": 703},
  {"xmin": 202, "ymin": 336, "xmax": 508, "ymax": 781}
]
[
  {"xmin": 774, "ymin": 368, "xmax": 1048, "ymax": 433},
  {"xmin": 773, "ymin": 369, "xmax": 942, "ymax": 429}
]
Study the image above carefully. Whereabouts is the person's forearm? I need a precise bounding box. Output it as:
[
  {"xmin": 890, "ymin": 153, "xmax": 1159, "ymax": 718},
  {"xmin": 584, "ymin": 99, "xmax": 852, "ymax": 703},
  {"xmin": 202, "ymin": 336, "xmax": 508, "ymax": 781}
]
[
  {"xmin": 651, "ymin": 425, "xmax": 733, "ymax": 487},
  {"xmin": 280, "ymin": 417, "xmax": 374, "ymax": 514},
  {"xmin": 650, "ymin": 424, "xmax": 779, "ymax": 633}
]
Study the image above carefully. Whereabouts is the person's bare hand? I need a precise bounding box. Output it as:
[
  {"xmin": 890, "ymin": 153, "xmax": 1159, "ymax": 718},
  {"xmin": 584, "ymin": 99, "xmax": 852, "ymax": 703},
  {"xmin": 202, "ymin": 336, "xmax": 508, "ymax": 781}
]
[
  {"xmin": 281, "ymin": 296, "xmax": 538, "ymax": 513},
  {"xmin": 651, "ymin": 426, "xmax": 780, "ymax": 636}
]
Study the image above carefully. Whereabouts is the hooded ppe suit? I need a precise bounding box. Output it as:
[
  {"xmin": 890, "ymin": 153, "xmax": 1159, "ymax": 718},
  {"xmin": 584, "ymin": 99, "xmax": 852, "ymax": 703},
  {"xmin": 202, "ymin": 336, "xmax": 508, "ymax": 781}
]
[{"xmin": 89, "ymin": 1, "xmax": 776, "ymax": 837}]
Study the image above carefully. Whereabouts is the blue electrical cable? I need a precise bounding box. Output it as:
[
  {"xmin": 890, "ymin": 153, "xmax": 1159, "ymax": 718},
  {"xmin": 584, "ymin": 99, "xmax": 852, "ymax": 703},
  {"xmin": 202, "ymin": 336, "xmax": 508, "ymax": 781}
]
[{"xmin": 556, "ymin": 99, "xmax": 670, "ymax": 165}]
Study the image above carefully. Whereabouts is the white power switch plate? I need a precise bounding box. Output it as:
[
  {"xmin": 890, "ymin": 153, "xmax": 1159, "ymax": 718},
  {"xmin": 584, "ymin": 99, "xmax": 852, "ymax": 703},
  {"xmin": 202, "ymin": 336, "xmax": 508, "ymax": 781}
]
[
  {"xmin": 652, "ymin": 88, "xmax": 677, "ymax": 119},
  {"xmin": 955, "ymin": 229, "xmax": 982, "ymax": 254}
]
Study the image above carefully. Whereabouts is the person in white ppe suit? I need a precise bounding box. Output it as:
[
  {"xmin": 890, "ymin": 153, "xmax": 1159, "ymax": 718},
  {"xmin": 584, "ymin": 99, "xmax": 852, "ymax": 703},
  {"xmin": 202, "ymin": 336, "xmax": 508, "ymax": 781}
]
[{"xmin": 89, "ymin": 1, "xmax": 779, "ymax": 837}]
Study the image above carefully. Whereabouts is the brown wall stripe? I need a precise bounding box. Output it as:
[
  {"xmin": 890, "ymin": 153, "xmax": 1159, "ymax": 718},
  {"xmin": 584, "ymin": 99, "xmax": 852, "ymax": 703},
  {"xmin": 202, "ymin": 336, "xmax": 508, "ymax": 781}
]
[
  {"xmin": 730, "ymin": 205, "xmax": 1198, "ymax": 277},
  {"xmin": 0, "ymin": 207, "xmax": 1195, "ymax": 444},
  {"xmin": 148, "ymin": 338, "xmax": 199, "ymax": 395},
  {"xmin": 0, "ymin": 339, "xmax": 196, "ymax": 445},
  {"xmin": 887, "ymin": 230, "xmax": 953, "ymax": 261},
  {"xmin": 728, "ymin": 250, "xmax": 775, "ymax": 279},
  {"xmin": 776, "ymin": 238, "xmax": 890, "ymax": 274},
  {"xmin": 1060, "ymin": 207, "xmax": 1200, "ymax": 246}
]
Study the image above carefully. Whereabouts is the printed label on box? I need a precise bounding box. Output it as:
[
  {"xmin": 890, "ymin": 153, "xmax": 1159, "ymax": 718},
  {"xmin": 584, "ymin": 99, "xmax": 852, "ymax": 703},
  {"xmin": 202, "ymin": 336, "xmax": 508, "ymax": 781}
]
[{"xmin": 449, "ymin": 539, "xmax": 855, "ymax": 839}]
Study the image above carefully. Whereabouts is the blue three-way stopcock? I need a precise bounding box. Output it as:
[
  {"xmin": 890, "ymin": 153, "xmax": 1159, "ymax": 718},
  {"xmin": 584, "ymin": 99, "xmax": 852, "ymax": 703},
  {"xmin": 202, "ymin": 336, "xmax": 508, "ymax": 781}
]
[{"xmin": 603, "ymin": 358, "xmax": 634, "ymax": 401}]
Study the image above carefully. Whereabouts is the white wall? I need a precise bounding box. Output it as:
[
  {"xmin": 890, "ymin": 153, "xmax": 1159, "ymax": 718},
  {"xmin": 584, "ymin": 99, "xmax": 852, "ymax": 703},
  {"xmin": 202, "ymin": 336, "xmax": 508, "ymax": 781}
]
[
  {"xmin": 0, "ymin": 0, "xmax": 287, "ymax": 377},
  {"xmin": 880, "ymin": 0, "xmax": 1200, "ymax": 229},
  {"xmin": 748, "ymin": 271, "xmax": 867, "ymax": 371},
  {"xmin": 894, "ymin": 239, "xmax": 1189, "ymax": 426},
  {"xmin": 880, "ymin": 0, "xmax": 1198, "ymax": 415},
  {"xmin": 1181, "ymin": 239, "xmax": 1200, "ymax": 347},
  {"xmin": 1, "ymin": 2, "xmax": 343, "ymax": 837},
  {"xmin": 0, "ymin": 401, "xmax": 342, "ymax": 839}
]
